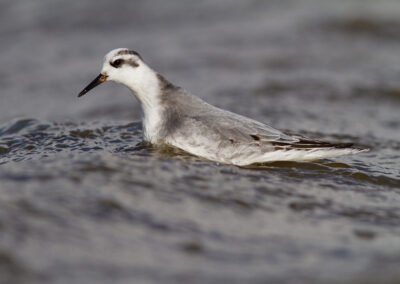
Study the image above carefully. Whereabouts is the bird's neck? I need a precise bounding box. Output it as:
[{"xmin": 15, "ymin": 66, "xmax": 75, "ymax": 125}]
[{"xmin": 125, "ymin": 68, "xmax": 173, "ymax": 143}]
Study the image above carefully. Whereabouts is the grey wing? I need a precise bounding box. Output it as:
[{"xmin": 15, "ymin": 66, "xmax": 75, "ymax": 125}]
[
  {"xmin": 173, "ymin": 113, "xmax": 354, "ymax": 153},
  {"xmin": 210, "ymin": 110, "xmax": 357, "ymax": 149},
  {"xmin": 164, "ymin": 90, "xmax": 297, "ymax": 144},
  {"xmin": 194, "ymin": 110, "xmax": 299, "ymax": 145},
  {"xmin": 202, "ymin": 112, "xmax": 355, "ymax": 150}
]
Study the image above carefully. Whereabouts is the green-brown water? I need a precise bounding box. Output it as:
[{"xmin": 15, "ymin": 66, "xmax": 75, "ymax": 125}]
[{"xmin": 1, "ymin": 0, "xmax": 400, "ymax": 283}]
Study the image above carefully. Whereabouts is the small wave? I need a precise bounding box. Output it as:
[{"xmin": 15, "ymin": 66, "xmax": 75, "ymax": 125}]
[
  {"xmin": 0, "ymin": 118, "xmax": 41, "ymax": 136},
  {"xmin": 321, "ymin": 16, "xmax": 400, "ymax": 40},
  {"xmin": 0, "ymin": 118, "xmax": 143, "ymax": 165}
]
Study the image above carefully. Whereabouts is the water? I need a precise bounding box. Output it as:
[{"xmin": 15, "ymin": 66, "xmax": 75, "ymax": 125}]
[{"xmin": 1, "ymin": 0, "xmax": 400, "ymax": 283}]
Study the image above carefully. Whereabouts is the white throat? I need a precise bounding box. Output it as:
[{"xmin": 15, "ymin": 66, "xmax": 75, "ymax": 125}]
[{"xmin": 122, "ymin": 66, "xmax": 164, "ymax": 143}]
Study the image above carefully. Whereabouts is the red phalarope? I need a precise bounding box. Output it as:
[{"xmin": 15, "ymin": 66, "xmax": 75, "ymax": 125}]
[{"xmin": 78, "ymin": 48, "xmax": 368, "ymax": 166}]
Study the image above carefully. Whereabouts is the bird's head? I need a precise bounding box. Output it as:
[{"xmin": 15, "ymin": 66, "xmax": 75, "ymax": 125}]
[{"xmin": 78, "ymin": 48, "xmax": 148, "ymax": 97}]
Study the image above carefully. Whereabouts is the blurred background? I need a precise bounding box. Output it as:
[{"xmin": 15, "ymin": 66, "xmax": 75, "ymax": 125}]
[
  {"xmin": 1, "ymin": 0, "xmax": 400, "ymax": 284},
  {"xmin": 2, "ymin": 0, "xmax": 400, "ymax": 127}
]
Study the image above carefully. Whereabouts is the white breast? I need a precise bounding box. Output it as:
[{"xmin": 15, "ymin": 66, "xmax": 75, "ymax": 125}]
[{"xmin": 142, "ymin": 104, "xmax": 164, "ymax": 143}]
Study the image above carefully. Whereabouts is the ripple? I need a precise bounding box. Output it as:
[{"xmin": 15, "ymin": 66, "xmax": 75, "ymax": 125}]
[
  {"xmin": 339, "ymin": 207, "xmax": 400, "ymax": 226},
  {"xmin": 0, "ymin": 249, "xmax": 37, "ymax": 282},
  {"xmin": 0, "ymin": 118, "xmax": 38, "ymax": 136},
  {"xmin": 353, "ymin": 229, "xmax": 376, "ymax": 240},
  {"xmin": 322, "ymin": 16, "xmax": 400, "ymax": 40},
  {"xmin": 0, "ymin": 119, "xmax": 143, "ymax": 165}
]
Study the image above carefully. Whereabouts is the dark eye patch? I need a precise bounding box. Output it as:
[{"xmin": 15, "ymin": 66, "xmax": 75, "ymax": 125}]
[
  {"xmin": 126, "ymin": 59, "xmax": 139, "ymax": 68},
  {"xmin": 111, "ymin": 59, "xmax": 123, "ymax": 68}
]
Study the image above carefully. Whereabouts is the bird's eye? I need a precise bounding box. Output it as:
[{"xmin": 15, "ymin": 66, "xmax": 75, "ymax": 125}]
[{"xmin": 111, "ymin": 59, "xmax": 123, "ymax": 68}]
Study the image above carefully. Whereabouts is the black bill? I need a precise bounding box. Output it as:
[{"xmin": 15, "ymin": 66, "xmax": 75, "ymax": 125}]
[{"xmin": 78, "ymin": 74, "xmax": 107, "ymax": 97}]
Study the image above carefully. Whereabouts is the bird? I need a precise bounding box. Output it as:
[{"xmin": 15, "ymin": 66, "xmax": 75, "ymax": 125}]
[{"xmin": 78, "ymin": 48, "xmax": 368, "ymax": 166}]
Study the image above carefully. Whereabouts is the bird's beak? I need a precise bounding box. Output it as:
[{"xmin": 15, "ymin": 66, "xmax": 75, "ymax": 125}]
[{"xmin": 78, "ymin": 74, "xmax": 107, "ymax": 97}]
